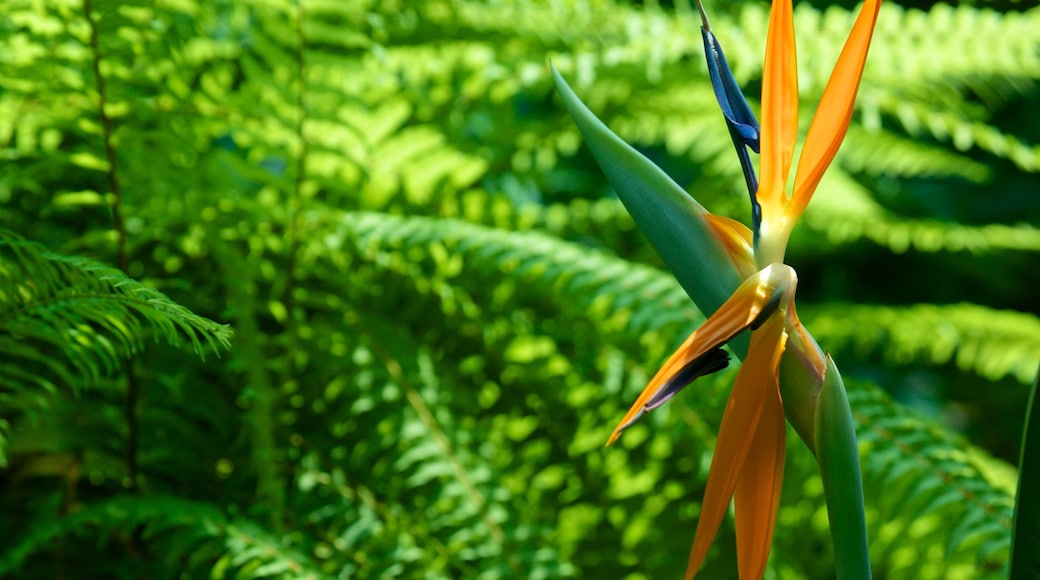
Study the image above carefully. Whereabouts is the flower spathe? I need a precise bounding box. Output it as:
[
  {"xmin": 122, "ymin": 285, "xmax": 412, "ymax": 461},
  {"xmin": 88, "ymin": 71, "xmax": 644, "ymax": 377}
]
[{"xmin": 605, "ymin": 0, "xmax": 883, "ymax": 578}]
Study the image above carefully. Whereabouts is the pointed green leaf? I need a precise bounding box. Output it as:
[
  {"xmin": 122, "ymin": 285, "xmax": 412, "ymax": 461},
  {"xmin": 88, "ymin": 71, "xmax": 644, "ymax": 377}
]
[
  {"xmin": 551, "ymin": 65, "xmax": 746, "ymax": 353},
  {"xmin": 815, "ymin": 355, "xmax": 872, "ymax": 580},
  {"xmin": 1010, "ymin": 364, "xmax": 1040, "ymax": 579}
]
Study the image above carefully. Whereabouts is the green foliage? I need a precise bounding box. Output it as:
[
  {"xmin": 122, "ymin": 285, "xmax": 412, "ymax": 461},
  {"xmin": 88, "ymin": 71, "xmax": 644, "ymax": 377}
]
[
  {"xmin": 0, "ymin": 231, "xmax": 231, "ymax": 388},
  {"xmin": 807, "ymin": 303, "xmax": 1040, "ymax": 385},
  {"xmin": 0, "ymin": 231, "xmax": 230, "ymax": 467},
  {"xmin": 0, "ymin": 495, "xmax": 324, "ymax": 578},
  {"xmin": 0, "ymin": 0, "xmax": 1037, "ymax": 578},
  {"xmin": 850, "ymin": 380, "xmax": 1014, "ymax": 579}
]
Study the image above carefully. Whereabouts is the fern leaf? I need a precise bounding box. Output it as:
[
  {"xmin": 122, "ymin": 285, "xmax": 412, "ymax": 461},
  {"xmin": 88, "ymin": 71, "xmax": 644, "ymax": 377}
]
[
  {"xmin": 0, "ymin": 495, "xmax": 323, "ymax": 579},
  {"xmin": 850, "ymin": 380, "xmax": 1013, "ymax": 578},
  {"xmin": 841, "ymin": 125, "xmax": 990, "ymax": 182},
  {"xmin": 0, "ymin": 232, "xmax": 232, "ymax": 394},
  {"xmin": 882, "ymin": 99, "xmax": 1040, "ymax": 173},
  {"xmin": 805, "ymin": 303, "xmax": 1040, "ymax": 385},
  {"xmin": 802, "ymin": 168, "xmax": 1040, "ymax": 254},
  {"xmin": 335, "ymin": 211, "xmax": 699, "ymax": 342}
]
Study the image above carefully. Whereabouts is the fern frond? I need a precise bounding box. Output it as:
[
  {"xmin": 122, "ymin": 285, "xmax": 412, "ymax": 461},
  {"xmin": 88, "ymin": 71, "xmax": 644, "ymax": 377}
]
[
  {"xmin": 280, "ymin": 308, "xmax": 572, "ymax": 577},
  {"xmin": 326, "ymin": 211, "xmax": 699, "ymax": 343},
  {"xmin": 0, "ymin": 495, "xmax": 322, "ymax": 579},
  {"xmin": 867, "ymin": 4, "xmax": 1040, "ymax": 97},
  {"xmin": 806, "ymin": 303, "xmax": 1040, "ymax": 385},
  {"xmin": 882, "ymin": 99, "xmax": 1040, "ymax": 173},
  {"xmin": 0, "ymin": 232, "xmax": 232, "ymax": 394},
  {"xmin": 850, "ymin": 380, "xmax": 1013, "ymax": 578},
  {"xmin": 802, "ymin": 169, "xmax": 1040, "ymax": 254},
  {"xmin": 841, "ymin": 126, "xmax": 990, "ymax": 182}
]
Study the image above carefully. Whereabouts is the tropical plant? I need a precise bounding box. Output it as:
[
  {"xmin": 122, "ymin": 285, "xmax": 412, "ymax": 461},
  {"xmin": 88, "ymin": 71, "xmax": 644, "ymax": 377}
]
[{"xmin": 0, "ymin": 0, "xmax": 1037, "ymax": 578}]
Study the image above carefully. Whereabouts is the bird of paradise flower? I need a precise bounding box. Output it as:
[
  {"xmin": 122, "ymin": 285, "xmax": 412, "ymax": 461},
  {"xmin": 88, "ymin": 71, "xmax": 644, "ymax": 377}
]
[{"xmin": 553, "ymin": 0, "xmax": 883, "ymax": 577}]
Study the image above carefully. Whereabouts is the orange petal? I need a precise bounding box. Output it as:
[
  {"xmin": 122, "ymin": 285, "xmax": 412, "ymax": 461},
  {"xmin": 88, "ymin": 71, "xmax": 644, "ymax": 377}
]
[
  {"xmin": 733, "ymin": 354, "xmax": 787, "ymax": 579},
  {"xmin": 684, "ymin": 313, "xmax": 788, "ymax": 579},
  {"xmin": 607, "ymin": 266, "xmax": 792, "ymax": 446},
  {"xmin": 789, "ymin": 0, "xmax": 882, "ymax": 221},
  {"xmin": 757, "ymin": 0, "xmax": 798, "ymax": 216}
]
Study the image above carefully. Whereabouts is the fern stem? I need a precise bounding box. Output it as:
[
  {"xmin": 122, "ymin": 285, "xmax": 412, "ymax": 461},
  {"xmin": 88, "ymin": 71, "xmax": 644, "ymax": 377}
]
[
  {"xmin": 278, "ymin": 0, "xmax": 307, "ymax": 332},
  {"xmin": 245, "ymin": 327, "xmax": 283, "ymax": 532},
  {"xmin": 82, "ymin": 0, "xmax": 128, "ymax": 274},
  {"xmin": 284, "ymin": 0, "xmax": 307, "ymax": 307},
  {"xmin": 214, "ymin": 236, "xmax": 284, "ymax": 530},
  {"xmin": 279, "ymin": 0, "xmax": 306, "ymax": 420},
  {"xmin": 83, "ymin": 0, "xmax": 139, "ymax": 494}
]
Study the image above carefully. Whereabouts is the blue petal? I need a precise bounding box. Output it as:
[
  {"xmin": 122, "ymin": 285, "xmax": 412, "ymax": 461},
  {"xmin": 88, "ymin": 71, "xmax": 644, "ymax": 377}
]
[{"xmin": 699, "ymin": 3, "xmax": 763, "ymax": 241}]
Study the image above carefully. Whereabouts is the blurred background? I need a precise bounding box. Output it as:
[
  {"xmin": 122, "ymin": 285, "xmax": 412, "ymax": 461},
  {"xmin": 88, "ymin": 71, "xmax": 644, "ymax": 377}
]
[{"xmin": 1, "ymin": 0, "xmax": 1038, "ymax": 578}]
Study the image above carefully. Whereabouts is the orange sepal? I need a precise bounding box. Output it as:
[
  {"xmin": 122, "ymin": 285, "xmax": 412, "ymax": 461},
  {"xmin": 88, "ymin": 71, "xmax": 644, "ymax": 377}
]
[{"xmin": 684, "ymin": 313, "xmax": 788, "ymax": 579}]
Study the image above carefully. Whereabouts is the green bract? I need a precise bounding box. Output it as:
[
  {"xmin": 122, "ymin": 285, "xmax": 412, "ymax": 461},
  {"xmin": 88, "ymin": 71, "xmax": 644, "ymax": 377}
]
[{"xmin": 550, "ymin": 64, "xmax": 746, "ymax": 354}]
